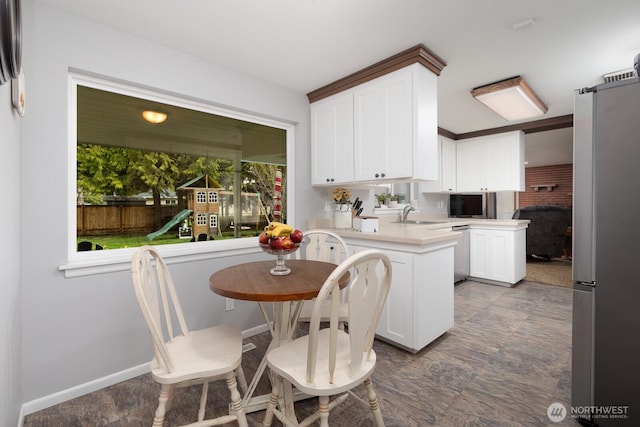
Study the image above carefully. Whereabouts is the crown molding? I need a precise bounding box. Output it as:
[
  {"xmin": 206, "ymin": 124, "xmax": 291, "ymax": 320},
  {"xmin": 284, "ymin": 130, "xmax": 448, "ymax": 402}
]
[
  {"xmin": 441, "ymin": 114, "xmax": 573, "ymax": 140},
  {"xmin": 307, "ymin": 44, "xmax": 446, "ymax": 103}
]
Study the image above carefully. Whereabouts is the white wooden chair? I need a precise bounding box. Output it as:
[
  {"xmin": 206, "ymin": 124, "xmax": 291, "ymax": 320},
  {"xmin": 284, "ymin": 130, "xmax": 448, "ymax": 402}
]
[
  {"xmin": 291, "ymin": 229, "xmax": 350, "ymax": 327},
  {"xmin": 263, "ymin": 249, "xmax": 392, "ymax": 427},
  {"xmin": 131, "ymin": 245, "xmax": 249, "ymax": 427}
]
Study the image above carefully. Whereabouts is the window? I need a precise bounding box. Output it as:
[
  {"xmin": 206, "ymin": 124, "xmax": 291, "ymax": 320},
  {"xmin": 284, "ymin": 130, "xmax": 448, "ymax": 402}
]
[
  {"xmin": 71, "ymin": 73, "xmax": 293, "ymax": 260},
  {"xmin": 196, "ymin": 213, "xmax": 207, "ymax": 226}
]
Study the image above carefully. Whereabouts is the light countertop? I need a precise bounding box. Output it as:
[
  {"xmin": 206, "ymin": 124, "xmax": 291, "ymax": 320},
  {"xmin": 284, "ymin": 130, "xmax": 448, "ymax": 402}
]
[{"xmin": 307, "ymin": 216, "xmax": 529, "ymax": 247}]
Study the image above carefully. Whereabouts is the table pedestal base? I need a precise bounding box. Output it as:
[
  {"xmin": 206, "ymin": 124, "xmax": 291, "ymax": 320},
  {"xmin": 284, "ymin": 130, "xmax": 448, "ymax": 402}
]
[{"xmin": 241, "ymin": 301, "xmax": 311, "ymax": 421}]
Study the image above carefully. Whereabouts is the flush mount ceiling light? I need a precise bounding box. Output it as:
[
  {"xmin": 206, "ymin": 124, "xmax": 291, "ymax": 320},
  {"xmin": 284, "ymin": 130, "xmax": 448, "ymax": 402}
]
[
  {"xmin": 470, "ymin": 76, "xmax": 548, "ymax": 121},
  {"xmin": 142, "ymin": 110, "xmax": 167, "ymax": 124}
]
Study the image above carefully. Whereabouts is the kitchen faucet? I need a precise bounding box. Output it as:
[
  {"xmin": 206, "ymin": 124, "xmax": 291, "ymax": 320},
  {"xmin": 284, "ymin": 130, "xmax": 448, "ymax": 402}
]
[{"xmin": 402, "ymin": 204, "xmax": 415, "ymax": 222}]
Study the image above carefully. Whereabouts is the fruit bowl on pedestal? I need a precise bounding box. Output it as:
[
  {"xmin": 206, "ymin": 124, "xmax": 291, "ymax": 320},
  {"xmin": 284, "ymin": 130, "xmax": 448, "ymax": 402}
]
[
  {"xmin": 259, "ymin": 224, "xmax": 304, "ymax": 275},
  {"xmin": 259, "ymin": 242, "xmax": 300, "ymax": 275}
]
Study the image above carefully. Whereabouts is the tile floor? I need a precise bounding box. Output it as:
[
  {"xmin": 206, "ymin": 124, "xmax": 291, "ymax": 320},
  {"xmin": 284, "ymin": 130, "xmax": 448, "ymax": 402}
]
[{"xmin": 24, "ymin": 280, "xmax": 579, "ymax": 426}]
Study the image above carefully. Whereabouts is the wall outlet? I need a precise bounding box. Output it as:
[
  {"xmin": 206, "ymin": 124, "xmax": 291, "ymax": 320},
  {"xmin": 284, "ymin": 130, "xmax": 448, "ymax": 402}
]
[{"xmin": 225, "ymin": 298, "xmax": 234, "ymax": 311}]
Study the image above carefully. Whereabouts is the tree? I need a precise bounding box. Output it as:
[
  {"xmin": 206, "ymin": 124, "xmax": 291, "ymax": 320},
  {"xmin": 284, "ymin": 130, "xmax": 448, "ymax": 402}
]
[
  {"xmin": 77, "ymin": 144, "xmax": 132, "ymax": 204},
  {"xmin": 77, "ymin": 144, "xmax": 287, "ymax": 231},
  {"xmin": 127, "ymin": 150, "xmax": 181, "ymax": 228},
  {"xmin": 243, "ymin": 163, "xmax": 286, "ymax": 222}
]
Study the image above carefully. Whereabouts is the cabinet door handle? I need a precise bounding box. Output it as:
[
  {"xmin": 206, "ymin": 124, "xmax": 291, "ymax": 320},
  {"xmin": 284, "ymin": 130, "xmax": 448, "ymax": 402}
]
[
  {"xmin": 375, "ymin": 173, "xmax": 380, "ymax": 178},
  {"xmin": 381, "ymin": 172, "xmax": 386, "ymax": 178}
]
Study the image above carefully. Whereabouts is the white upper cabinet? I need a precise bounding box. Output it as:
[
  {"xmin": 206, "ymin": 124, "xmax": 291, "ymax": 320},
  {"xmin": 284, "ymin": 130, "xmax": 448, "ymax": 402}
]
[
  {"xmin": 310, "ymin": 91, "xmax": 355, "ymax": 185},
  {"xmin": 353, "ymin": 64, "xmax": 438, "ymax": 183},
  {"xmin": 441, "ymin": 137, "xmax": 458, "ymax": 192},
  {"xmin": 309, "ymin": 45, "xmax": 446, "ymax": 186},
  {"xmin": 420, "ymin": 136, "xmax": 457, "ymax": 193},
  {"xmin": 456, "ymin": 131, "xmax": 525, "ymax": 192},
  {"xmin": 309, "ymin": 63, "xmax": 440, "ymax": 186}
]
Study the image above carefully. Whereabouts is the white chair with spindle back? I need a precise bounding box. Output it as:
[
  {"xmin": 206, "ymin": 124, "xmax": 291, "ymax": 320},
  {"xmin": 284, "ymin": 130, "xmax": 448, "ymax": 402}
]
[
  {"xmin": 263, "ymin": 249, "xmax": 392, "ymax": 427},
  {"xmin": 291, "ymin": 229, "xmax": 350, "ymax": 328},
  {"xmin": 131, "ymin": 245, "xmax": 248, "ymax": 427}
]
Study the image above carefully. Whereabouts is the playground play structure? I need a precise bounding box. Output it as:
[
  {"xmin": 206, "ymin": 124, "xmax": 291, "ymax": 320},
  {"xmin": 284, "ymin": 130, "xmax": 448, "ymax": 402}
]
[
  {"xmin": 145, "ymin": 209, "xmax": 193, "ymax": 242},
  {"xmin": 146, "ymin": 175, "xmax": 270, "ymax": 242}
]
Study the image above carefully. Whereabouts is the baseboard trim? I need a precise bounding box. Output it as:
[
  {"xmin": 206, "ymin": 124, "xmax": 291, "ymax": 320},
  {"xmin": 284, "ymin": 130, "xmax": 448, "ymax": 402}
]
[
  {"xmin": 17, "ymin": 404, "xmax": 25, "ymax": 427},
  {"xmin": 20, "ymin": 362, "xmax": 151, "ymax": 417},
  {"xmin": 241, "ymin": 322, "xmax": 270, "ymax": 338},
  {"xmin": 20, "ymin": 324, "xmax": 270, "ymax": 421}
]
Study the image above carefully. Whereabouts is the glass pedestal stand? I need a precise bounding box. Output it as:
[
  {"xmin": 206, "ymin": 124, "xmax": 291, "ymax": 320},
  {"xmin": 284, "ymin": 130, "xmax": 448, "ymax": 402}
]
[
  {"xmin": 260, "ymin": 244, "xmax": 300, "ymax": 276},
  {"xmin": 271, "ymin": 253, "xmax": 291, "ymax": 275}
]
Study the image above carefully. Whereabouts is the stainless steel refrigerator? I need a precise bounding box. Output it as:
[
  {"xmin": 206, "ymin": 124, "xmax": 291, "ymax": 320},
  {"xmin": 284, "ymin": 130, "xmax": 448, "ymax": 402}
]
[{"xmin": 572, "ymin": 76, "xmax": 640, "ymax": 426}]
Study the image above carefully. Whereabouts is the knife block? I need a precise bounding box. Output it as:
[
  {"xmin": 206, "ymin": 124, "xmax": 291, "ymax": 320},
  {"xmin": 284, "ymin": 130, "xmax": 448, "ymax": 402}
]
[{"xmin": 353, "ymin": 216, "xmax": 378, "ymax": 233}]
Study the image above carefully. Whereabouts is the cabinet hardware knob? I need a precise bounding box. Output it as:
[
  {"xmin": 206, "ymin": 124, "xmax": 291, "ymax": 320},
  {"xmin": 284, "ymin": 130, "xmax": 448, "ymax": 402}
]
[
  {"xmin": 381, "ymin": 173, "xmax": 386, "ymax": 178},
  {"xmin": 374, "ymin": 173, "xmax": 380, "ymax": 178}
]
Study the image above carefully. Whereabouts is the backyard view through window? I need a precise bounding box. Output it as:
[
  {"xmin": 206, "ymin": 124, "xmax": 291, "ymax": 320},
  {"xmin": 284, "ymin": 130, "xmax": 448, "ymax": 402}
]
[{"xmin": 75, "ymin": 83, "xmax": 287, "ymax": 251}]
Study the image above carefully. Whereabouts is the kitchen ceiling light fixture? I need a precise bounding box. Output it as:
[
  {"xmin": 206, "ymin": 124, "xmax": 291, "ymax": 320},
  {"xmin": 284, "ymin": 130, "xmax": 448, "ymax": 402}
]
[
  {"xmin": 470, "ymin": 76, "xmax": 548, "ymax": 121},
  {"xmin": 142, "ymin": 110, "xmax": 167, "ymax": 124}
]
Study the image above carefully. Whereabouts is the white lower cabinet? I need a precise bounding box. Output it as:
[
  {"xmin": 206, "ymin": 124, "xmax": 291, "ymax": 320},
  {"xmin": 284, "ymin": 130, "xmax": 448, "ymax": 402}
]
[
  {"xmin": 469, "ymin": 227, "xmax": 526, "ymax": 285},
  {"xmin": 347, "ymin": 241, "xmax": 455, "ymax": 353}
]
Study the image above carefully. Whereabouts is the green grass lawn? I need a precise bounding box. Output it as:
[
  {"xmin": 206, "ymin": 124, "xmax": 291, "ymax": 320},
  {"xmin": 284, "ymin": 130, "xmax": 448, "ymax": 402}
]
[{"xmin": 77, "ymin": 230, "xmax": 261, "ymax": 250}]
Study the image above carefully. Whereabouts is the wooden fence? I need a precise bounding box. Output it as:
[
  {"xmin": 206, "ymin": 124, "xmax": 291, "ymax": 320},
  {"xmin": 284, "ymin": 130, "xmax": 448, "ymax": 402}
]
[
  {"xmin": 77, "ymin": 205, "xmax": 268, "ymax": 236},
  {"xmin": 77, "ymin": 205, "xmax": 180, "ymax": 236}
]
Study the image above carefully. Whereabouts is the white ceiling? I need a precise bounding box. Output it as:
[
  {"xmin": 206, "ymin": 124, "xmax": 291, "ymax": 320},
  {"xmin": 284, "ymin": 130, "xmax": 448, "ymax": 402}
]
[{"xmin": 35, "ymin": 0, "xmax": 640, "ymax": 166}]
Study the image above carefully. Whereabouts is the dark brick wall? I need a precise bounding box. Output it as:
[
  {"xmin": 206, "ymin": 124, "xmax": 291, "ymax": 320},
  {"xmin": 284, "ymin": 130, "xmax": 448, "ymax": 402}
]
[{"xmin": 519, "ymin": 164, "xmax": 573, "ymax": 208}]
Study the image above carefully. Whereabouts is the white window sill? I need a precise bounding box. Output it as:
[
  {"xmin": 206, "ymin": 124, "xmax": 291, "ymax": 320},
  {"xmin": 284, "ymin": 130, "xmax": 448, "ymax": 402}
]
[{"xmin": 59, "ymin": 238, "xmax": 262, "ymax": 278}]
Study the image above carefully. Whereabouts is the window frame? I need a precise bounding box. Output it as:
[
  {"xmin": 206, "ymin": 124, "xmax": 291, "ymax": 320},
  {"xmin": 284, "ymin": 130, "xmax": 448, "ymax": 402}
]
[
  {"xmin": 196, "ymin": 191, "xmax": 207, "ymax": 204},
  {"xmin": 60, "ymin": 71, "xmax": 295, "ymax": 278}
]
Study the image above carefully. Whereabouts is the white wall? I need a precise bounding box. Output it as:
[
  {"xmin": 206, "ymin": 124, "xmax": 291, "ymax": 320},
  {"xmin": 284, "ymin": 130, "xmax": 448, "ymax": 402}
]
[
  {"xmin": 0, "ymin": 55, "xmax": 24, "ymax": 427},
  {"xmin": 19, "ymin": 0, "xmax": 325, "ymax": 411},
  {"xmin": 496, "ymin": 191, "xmax": 517, "ymax": 219}
]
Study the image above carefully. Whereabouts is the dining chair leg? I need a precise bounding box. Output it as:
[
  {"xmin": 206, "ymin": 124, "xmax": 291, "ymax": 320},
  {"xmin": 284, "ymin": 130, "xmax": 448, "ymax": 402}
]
[
  {"xmin": 165, "ymin": 385, "xmax": 176, "ymax": 412},
  {"xmin": 226, "ymin": 372, "xmax": 249, "ymax": 427},
  {"xmin": 197, "ymin": 380, "xmax": 209, "ymax": 421},
  {"xmin": 262, "ymin": 375, "xmax": 283, "ymax": 427},
  {"xmin": 153, "ymin": 384, "xmax": 174, "ymax": 427},
  {"xmin": 236, "ymin": 365, "xmax": 248, "ymax": 394},
  {"xmin": 364, "ymin": 377, "xmax": 385, "ymax": 426},
  {"xmin": 319, "ymin": 395, "xmax": 330, "ymax": 427}
]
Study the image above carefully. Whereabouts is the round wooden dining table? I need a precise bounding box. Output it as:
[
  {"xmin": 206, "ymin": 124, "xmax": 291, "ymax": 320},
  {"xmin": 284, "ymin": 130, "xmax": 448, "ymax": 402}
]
[
  {"xmin": 210, "ymin": 259, "xmax": 347, "ymax": 302},
  {"xmin": 209, "ymin": 259, "xmax": 349, "ymax": 418}
]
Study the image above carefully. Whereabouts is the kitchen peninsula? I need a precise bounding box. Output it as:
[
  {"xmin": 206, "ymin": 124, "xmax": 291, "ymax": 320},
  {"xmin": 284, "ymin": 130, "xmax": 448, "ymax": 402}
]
[{"xmin": 309, "ymin": 217, "xmax": 529, "ymax": 353}]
